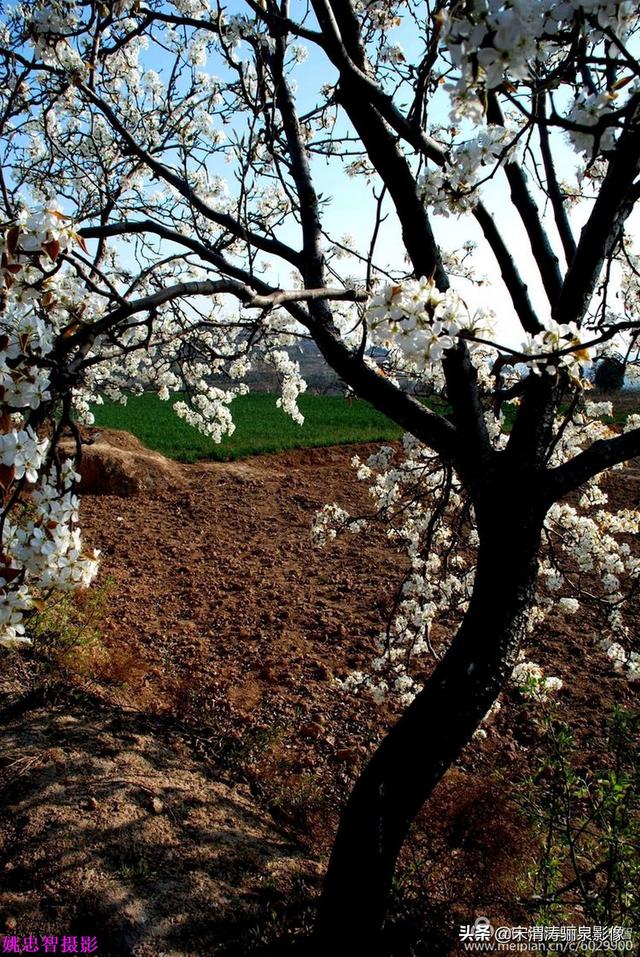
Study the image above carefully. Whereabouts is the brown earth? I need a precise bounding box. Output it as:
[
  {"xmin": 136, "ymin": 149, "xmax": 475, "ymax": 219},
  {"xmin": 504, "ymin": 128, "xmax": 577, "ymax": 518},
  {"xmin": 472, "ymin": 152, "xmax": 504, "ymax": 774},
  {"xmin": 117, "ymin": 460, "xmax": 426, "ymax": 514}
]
[
  {"xmin": 1, "ymin": 436, "xmax": 639, "ymax": 956},
  {"xmin": 0, "ymin": 705, "xmax": 320, "ymax": 957}
]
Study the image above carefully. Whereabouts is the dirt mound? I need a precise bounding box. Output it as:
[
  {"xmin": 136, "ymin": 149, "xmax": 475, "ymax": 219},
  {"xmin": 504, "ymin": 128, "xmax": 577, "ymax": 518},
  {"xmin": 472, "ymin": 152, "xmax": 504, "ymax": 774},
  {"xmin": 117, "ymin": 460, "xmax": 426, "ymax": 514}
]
[
  {"xmin": 61, "ymin": 430, "xmax": 187, "ymax": 497},
  {"xmin": 0, "ymin": 702, "xmax": 320, "ymax": 957}
]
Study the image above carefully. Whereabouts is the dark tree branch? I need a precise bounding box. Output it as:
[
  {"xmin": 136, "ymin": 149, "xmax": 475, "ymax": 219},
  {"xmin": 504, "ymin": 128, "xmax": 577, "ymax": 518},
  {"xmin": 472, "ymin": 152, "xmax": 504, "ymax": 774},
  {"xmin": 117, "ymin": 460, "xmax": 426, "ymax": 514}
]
[
  {"xmin": 502, "ymin": 163, "xmax": 564, "ymax": 307},
  {"xmin": 488, "ymin": 95, "xmax": 564, "ymax": 307},
  {"xmin": 63, "ymin": 278, "xmax": 364, "ymax": 350},
  {"xmin": 473, "ymin": 203, "xmax": 543, "ymax": 335},
  {"xmin": 75, "ymin": 81, "xmax": 303, "ymax": 269},
  {"xmin": 537, "ymin": 93, "xmax": 577, "ymax": 266},
  {"xmin": 505, "ymin": 372, "xmax": 560, "ymax": 475},
  {"xmin": 242, "ymin": 0, "xmax": 326, "ymax": 46},
  {"xmin": 79, "ymin": 218, "xmax": 291, "ymax": 284},
  {"xmin": 545, "ymin": 426, "xmax": 640, "ymax": 500},
  {"xmin": 442, "ymin": 340, "xmax": 494, "ymax": 482},
  {"xmin": 264, "ymin": 10, "xmax": 458, "ymax": 460},
  {"xmin": 554, "ymin": 94, "xmax": 640, "ymax": 326},
  {"xmin": 337, "ymin": 90, "xmax": 449, "ymax": 287},
  {"xmin": 310, "ymin": 0, "xmax": 448, "ymax": 288},
  {"xmin": 268, "ymin": 29, "xmax": 325, "ymax": 280}
]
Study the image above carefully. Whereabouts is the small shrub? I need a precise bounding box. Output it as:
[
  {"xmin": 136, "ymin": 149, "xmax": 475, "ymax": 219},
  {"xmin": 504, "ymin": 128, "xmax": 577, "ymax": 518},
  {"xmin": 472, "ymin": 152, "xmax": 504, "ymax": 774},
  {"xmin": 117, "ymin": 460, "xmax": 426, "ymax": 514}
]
[
  {"xmin": 521, "ymin": 706, "xmax": 639, "ymax": 927},
  {"xmin": 25, "ymin": 579, "xmax": 115, "ymax": 686}
]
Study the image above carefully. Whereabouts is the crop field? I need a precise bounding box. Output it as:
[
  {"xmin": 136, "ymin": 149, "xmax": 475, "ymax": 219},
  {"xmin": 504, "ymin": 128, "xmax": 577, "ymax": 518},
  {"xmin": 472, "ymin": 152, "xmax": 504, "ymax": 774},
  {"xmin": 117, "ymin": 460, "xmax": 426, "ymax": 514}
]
[
  {"xmin": 88, "ymin": 390, "xmax": 636, "ymax": 463},
  {"xmin": 89, "ymin": 392, "xmax": 405, "ymax": 462}
]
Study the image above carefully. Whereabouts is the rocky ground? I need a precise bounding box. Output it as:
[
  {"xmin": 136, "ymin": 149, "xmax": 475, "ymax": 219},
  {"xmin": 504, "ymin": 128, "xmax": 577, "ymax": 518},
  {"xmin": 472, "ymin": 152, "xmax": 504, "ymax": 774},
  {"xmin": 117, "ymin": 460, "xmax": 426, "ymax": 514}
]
[{"xmin": 1, "ymin": 431, "xmax": 638, "ymax": 956}]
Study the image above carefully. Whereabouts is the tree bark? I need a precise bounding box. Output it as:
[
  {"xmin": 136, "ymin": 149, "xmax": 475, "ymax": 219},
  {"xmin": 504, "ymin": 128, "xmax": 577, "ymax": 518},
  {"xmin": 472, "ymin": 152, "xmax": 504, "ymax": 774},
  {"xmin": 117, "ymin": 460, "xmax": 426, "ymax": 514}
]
[{"xmin": 313, "ymin": 504, "xmax": 545, "ymax": 955}]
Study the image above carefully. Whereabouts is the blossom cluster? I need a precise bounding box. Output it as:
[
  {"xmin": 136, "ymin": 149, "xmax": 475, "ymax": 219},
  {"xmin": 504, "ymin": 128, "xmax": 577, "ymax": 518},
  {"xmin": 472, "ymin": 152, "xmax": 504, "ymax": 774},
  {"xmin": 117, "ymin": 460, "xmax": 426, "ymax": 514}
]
[
  {"xmin": 0, "ymin": 208, "xmax": 101, "ymax": 648},
  {"xmin": 419, "ymin": 127, "xmax": 522, "ymax": 216},
  {"xmin": 521, "ymin": 322, "xmax": 592, "ymax": 381},
  {"xmin": 444, "ymin": 1, "xmax": 639, "ymax": 95},
  {"xmin": 366, "ymin": 275, "xmax": 495, "ymax": 367},
  {"xmin": 173, "ymin": 372, "xmax": 243, "ymax": 443},
  {"xmin": 316, "ymin": 434, "xmax": 476, "ymax": 707},
  {"xmin": 268, "ymin": 350, "xmax": 307, "ymax": 426},
  {"xmin": 316, "ymin": 405, "xmax": 640, "ymax": 708},
  {"xmin": 599, "ymin": 637, "xmax": 640, "ymax": 681},
  {"xmin": 28, "ymin": 0, "xmax": 86, "ymax": 74},
  {"xmin": 365, "ymin": 278, "xmax": 596, "ymax": 386},
  {"xmin": 366, "ymin": 268, "xmax": 592, "ymax": 389},
  {"xmin": 425, "ymin": 1, "xmax": 640, "ymax": 214},
  {"xmin": 511, "ymin": 660, "xmax": 564, "ymax": 700}
]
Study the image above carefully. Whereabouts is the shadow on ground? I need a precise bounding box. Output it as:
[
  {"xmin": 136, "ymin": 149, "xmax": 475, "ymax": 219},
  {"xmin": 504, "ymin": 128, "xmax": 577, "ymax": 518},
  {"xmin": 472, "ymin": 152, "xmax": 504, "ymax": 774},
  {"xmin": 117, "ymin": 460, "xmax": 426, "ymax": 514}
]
[{"xmin": 0, "ymin": 691, "xmax": 321, "ymax": 956}]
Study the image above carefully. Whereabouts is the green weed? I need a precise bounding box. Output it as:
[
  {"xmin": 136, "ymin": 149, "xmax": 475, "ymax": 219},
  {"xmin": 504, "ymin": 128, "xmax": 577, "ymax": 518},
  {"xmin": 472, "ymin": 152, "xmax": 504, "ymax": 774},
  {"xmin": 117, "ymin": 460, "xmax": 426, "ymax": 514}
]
[
  {"xmin": 520, "ymin": 706, "xmax": 640, "ymax": 928},
  {"xmin": 25, "ymin": 578, "xmax": 115, "ymax": 685}
]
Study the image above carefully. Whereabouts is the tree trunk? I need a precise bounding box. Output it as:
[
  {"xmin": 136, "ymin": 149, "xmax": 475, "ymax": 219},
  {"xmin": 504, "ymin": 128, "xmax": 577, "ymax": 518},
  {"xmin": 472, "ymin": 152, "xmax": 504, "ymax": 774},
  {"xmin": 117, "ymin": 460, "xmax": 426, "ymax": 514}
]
[{"xmin": 313, "ymin": 507, "xmax": 545, "ymax": 955}]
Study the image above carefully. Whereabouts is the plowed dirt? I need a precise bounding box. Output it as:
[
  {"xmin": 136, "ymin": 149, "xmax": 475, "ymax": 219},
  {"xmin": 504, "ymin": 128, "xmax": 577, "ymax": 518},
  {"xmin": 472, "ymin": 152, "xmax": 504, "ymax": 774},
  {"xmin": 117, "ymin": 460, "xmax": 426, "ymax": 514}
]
[{"xmin": 1, "ymin": 438, "xmax": 638, "ymax": 956}]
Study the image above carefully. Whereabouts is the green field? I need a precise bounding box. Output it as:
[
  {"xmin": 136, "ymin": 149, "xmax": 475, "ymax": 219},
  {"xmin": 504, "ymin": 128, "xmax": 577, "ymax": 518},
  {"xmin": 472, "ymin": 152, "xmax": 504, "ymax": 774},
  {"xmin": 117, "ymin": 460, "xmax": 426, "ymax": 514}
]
[
  {"xmin": 89, "ymin": 392, "xmax": 405, "ymax": 462},
  {"xmin": 88, "ymin": 389, "xmax": 638, "ymax": 463}
]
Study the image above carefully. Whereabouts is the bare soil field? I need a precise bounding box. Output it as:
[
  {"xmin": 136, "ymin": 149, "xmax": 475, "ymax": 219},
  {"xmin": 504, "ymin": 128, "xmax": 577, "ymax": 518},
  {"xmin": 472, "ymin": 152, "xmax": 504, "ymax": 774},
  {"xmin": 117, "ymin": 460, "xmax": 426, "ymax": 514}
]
[{"xmin": 1, "ymin": 434, "xmax": 639, "ymax": 956}]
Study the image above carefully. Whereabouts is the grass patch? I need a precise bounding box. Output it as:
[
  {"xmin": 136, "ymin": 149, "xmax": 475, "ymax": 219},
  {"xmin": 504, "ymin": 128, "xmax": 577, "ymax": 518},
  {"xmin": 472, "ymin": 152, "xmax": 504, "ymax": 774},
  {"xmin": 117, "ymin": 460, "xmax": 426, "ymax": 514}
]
[
  {"xmin": 89, "ymin": 392, "xmax": 405, "ymax": 462},
  {"xmin": 87, "ymin": 389, "xmax": 639, "ymax": 463},
  {"xmin": 25, "ymin": 580, "xmax": 117, "ymax": 688}
]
